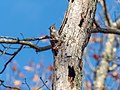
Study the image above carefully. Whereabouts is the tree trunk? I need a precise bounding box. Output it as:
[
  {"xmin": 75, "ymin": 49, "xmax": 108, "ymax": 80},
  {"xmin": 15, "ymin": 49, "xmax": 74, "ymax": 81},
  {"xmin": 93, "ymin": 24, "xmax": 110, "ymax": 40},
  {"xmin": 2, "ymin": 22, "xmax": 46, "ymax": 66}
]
[{"xmin": 50, "ymin": 0, "xmax": 97, "ymax": 90}]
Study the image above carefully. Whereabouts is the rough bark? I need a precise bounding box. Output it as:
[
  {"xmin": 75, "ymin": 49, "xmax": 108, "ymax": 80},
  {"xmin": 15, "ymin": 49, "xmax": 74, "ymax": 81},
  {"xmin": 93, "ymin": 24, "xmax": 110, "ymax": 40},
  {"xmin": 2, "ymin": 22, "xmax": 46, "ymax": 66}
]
[{"xmin": 50, "ymin": 0, "xmax": 97, "ymax": 90}]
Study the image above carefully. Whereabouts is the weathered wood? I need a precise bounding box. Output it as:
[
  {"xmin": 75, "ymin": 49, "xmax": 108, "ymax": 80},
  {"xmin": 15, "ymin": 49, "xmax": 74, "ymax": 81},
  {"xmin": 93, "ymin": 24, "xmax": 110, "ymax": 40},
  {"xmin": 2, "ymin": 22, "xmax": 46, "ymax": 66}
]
[{"xmin": 50, "ymin": 0, "xmax": 98, "ymax": 90}]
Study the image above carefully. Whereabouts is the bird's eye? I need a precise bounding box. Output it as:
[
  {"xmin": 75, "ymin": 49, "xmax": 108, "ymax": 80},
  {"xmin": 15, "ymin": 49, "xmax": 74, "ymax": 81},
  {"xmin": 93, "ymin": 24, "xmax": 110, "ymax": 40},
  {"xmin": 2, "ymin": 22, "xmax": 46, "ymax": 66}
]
[{"xmin": 51, "ymin": 26, "xmax": 54, "ymax": 29}]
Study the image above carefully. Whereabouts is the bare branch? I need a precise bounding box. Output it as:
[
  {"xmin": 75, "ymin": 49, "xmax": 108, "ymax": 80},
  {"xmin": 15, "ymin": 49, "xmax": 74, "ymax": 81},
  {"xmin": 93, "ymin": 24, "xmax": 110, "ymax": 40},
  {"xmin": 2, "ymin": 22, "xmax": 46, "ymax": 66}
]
[
  {"xmin": 0, "ymin": 44, "xmax": 12, "ymax": 56},
  {"xmin": 0, "ymin": 35, "xmax": 52, "ymax": 74},
  {"xmin": 37, "ymin": 81, "xmax": 47, "ymax": 90},
  {"xmin": 0, "ymin": 79, "xmax": 20, "ymax": 90},
  {"xmin": 0, "ymin": 49, "xmax": 13, "ymax": 56},
  {"xmin": 0, "ymin": 39, "xmax": 39, "ymax": 51},
  {"xmin": 0, "ymin": 45, "xmax": 23, "ymax": 74},
  {"xmin": 1, "ymin": 44, "xmax": 19, "ymax": 49},
  {"xmin": 22, "ymin": 78, "xmax": 31, "ymax": 90},
  {"xmin": 91, "ymin": 27, "xmax": 120, "ymax": 35},
  {"xmin": 0, "ymin": 36, "xmax": 17, "ymax": 40},
  {"xmin": 39, "ymin": 77, "xmax": 51, "ymax": 90},
  {"xmin": 0, "ymin": 35, "xmax": 50, "ymax": 41},
  {"xmin": 99, "ymin": 0, "xmax": 111, "ymax": 26},
  {"xmin": 0, "ymin": 38, "xmax": 51, "ymax": 52},
  {"xmin": 22, "ymin": 35, "xmax": 50, "ymax": 41},
  {"xmin": 36, "ymin": 45, "xmax": 51, "ymax": 52},
  {"xmin": 2, "ymin": 84, "xmax": 20, "ymax": 90},
  {"xmin": 91, "ymin": 19, "xmax": 120, "ymax": 35}
]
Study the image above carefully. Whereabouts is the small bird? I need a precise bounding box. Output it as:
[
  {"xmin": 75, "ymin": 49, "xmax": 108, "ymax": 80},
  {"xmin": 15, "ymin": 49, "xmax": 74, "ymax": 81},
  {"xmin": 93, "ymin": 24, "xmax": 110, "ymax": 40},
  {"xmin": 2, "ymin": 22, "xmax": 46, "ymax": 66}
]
[
  {"xmin": 49, "ymin": 24, "xmax": 60, "ymax": 56},
  {"xmin": 49, "ymin": 24, "xmax": 59, "ymax": 40}
]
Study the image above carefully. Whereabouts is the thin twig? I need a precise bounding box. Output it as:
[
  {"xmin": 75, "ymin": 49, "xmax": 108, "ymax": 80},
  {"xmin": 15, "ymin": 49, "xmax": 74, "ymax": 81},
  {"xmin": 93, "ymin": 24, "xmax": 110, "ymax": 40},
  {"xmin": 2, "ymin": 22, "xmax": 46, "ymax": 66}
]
[
  {"xmin": 0, "ymin": 49, "xmax": 13, "ymax": 56},
  {"xmin": 20, "ymin": 33, "xmax": 25, "ymax": 39},
  {"xmin": 2, "ymin": 83, "xmax": 20, "ymax": 90},
  {"xmin": 0, "ymin": 45, "xmax": 23, "ymax": 74},
  {"xmin": 23, "ymin": 78, "xmax": 31, "ymax": 90},
  {"xmin": 0, "ymin": 79, "xmax": 20, "ymax": 90},
  {"xmin": 0, "ymin": 36, "xmax": 17, "ymax": 40},
  {"xmin": 37, "ymin": 81, "xmax": 47, "ymax": 90},
  {"xmin": 39, "ymin": 77, "xmax": 51, "ymax": 90},
  {"xmin": 99, "ymin": 0, "xmax": 111, "ymax": 26},
  {"xmin": 1, "ymin": 44, "xmax": 19, "ymax": 49},
  {"xmin": 0, "ymin": 44, "xmax": 12, "ymax": 56}
]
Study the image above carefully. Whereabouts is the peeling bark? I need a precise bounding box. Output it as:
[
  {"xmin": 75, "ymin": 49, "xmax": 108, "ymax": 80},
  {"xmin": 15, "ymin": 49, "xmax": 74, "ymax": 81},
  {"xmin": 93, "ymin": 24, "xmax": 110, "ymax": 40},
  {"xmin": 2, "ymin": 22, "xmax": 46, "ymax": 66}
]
[{"xmin": 50, "ymin": 0, "xmax": 98, "ymax": 90}]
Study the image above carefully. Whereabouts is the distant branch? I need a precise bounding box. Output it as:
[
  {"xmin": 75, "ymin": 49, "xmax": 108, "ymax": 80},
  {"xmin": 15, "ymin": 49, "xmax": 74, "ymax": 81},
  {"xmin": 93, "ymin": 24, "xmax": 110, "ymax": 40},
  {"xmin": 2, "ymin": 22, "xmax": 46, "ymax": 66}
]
[
  {"xmin": 91, "ymin": 19, "xmax": 120, "ymax": 35},
  {"xmin": 91, "ymin": 27, "xmax": 120, "ymax": 35},
  {"xmin": 99, "ymin": 0, "xmax": 111, "ymax": 26},
  {"xmin": 94, "ymin": 0, "xmax": 120, "ymax": 89}
]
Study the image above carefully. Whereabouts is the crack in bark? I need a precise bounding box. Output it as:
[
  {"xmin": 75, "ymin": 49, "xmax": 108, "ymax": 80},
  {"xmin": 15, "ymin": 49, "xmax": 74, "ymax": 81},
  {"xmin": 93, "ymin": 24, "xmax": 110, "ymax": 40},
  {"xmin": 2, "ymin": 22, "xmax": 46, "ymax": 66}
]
[
  {"xmin": 59, "ymin": 18, "xmax": 68, "ymax": 35},
  {"xmin": 68, "ymin": 66, "xmax": 75, "ymax": 89},
  {"xmin": 79, "ymin": 19, "xmax": 84, "ymax": 27}
]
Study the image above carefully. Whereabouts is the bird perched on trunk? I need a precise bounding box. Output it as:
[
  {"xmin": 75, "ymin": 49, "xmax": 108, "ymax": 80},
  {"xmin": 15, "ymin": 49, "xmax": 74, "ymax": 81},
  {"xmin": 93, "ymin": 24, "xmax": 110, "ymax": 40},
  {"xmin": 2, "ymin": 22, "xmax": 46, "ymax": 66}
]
[
  {"xmin": 49, "ymin": 24, "xmax": 60, "ymax": 56},
  {"xmin": 49, "ymin": 24, "xmax": 59, "ymax": 41}
]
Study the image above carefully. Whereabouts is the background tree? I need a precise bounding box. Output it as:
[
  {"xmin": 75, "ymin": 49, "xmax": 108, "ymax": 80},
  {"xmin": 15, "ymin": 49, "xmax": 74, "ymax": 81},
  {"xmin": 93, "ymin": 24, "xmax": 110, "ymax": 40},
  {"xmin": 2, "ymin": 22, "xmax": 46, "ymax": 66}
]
[{"xmin": 0, "ymin": 0, "xmax": 120, "ymax": 90}]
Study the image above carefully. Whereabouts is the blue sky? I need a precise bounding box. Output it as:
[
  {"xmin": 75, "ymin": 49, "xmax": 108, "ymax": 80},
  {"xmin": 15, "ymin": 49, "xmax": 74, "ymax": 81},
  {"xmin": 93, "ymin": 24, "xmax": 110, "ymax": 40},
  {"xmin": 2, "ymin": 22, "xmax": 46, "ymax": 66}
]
[
  {"xmin": 0, "ymin": 0, "xmax": 67, "ymax": 36},
  {"xmin": 0, "ymin": 0, "xmax": 68, "ymax": 89},
  {"xmin": 0, "ymin": 0, "xmax": 67, "ymax": 68},
  {"xmin": 0, "ymin": 0, "xmax": 118, "ymax": 68}
]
